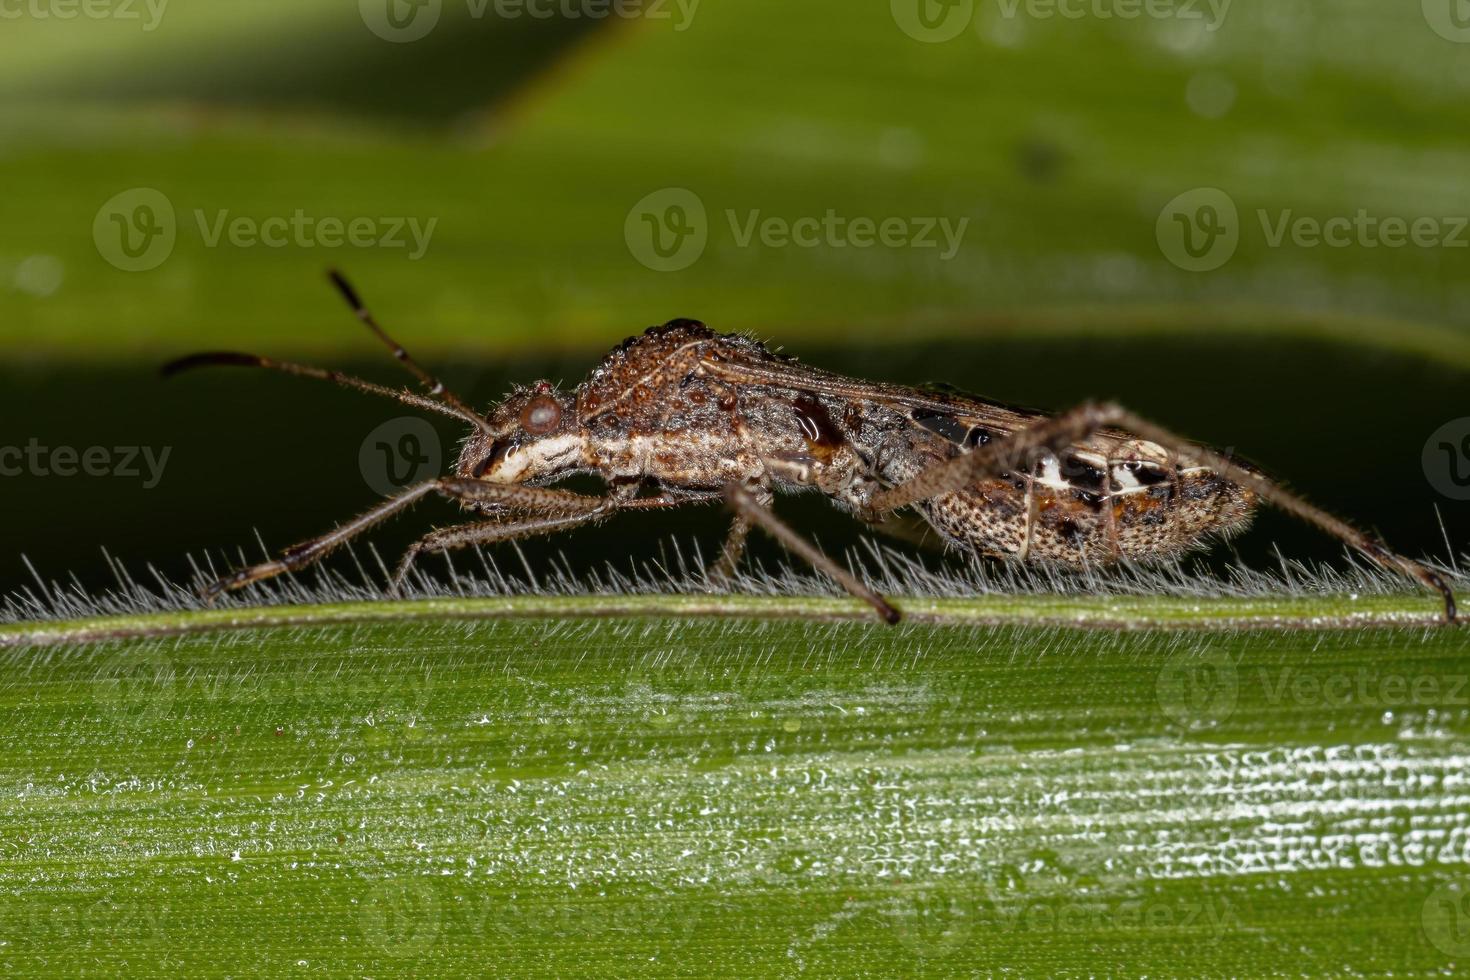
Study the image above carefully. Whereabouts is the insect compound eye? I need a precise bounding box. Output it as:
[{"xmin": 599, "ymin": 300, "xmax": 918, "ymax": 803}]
[{"xmin": 520, "ymin": 394, "xmax": 562, "ymax": 435}]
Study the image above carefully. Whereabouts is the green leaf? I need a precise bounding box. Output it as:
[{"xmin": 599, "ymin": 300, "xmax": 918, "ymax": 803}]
[
  {"xmin": 2, "ymin": 594, "xmax": 1468, "ymax": 973},
  {"xmin": 6, "ymin": 1, "xmax": 1470, "ymax": 360}
]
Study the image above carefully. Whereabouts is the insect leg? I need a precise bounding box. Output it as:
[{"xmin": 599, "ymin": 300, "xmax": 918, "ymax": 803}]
[
  {"xmin": 869, "ymin": 400, "xmax": 1458, "ymax": 624},
  {"xmin": 391, "ymin": 512, "xmax": 610, "ymax": 594},
  {"xmin": 618, "ymin": 490, "xmax": 724, "ymax": 511},
  {"xmin": 436, "ymin": 479, "xmax": 612, "ymax": 515},
  {"xmin": 201, "ymin": 479, "xmax": 444, "ymax": 601},
  {"xmin": 724, "ymin": 484, "xmax": 901, "ymax": 624},
  {"xmin": 392, "ymin": 488, "xmax": 723, "ymax": 591},
  {"xmin": 706, "ymin": 486, "xmax": 768, "ymax": 584},
  {"xmin": 201, "ymin": 479, "xmax": 608, "ymax": 602}
]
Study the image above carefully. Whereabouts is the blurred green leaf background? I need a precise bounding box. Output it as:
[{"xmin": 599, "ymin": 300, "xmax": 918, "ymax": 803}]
[
  {"xmin": 6, "ymin": 3, "xmax": 1470, "ymax": 975},
  {"xmin": 2, "ymin": 0, "xmax": 1469, "ymax": 590}
]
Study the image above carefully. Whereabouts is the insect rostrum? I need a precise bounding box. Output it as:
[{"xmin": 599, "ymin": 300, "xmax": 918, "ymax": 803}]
[{"xmin": 161, "ymin": 272, "xmax": 1457, "ymax": 625}]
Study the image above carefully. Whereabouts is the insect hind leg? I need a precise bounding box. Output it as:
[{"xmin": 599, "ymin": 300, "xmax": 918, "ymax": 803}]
[{"xmin": 870, "ymin": 400, "xmax": 1457, "ymax": 624}]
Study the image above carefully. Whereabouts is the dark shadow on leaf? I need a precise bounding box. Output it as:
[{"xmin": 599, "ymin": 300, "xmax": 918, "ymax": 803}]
[
  {"xmin": 28, "ymin": 11, "xmax": 612, "ymax": 123},
  {"xmin": 3, "ymin": 335, "xmax": 1467, "ymax": 596}
]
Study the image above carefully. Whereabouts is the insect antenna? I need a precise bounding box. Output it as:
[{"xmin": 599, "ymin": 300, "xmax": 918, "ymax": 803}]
[
  {"xmin": 326, "ymin": 269, "xmax": 486, "ymax": 428},
  {"xmin": 160, "ymin": 351, "xmax": 491, "ymax": 429},
  {"xmin": 161, "ymin": 270, "xmax": 497, "ymax": 434}
]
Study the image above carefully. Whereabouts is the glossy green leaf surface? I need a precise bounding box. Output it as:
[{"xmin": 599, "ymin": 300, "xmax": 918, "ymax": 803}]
[{"xmin": 2, "ymin": 598, "xmax": 1468, "ymax": 974}]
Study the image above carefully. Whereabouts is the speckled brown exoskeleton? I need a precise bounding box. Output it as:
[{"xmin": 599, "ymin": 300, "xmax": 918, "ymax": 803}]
[{"xmin": 164, "ymin": 272, "xmax": 1457, "ymax": 624}]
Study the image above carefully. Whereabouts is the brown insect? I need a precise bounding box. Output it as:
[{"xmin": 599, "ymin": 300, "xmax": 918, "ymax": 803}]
[{"xmin": 163, "ymin": 272, "xmax": 1457, "ymax": 625}]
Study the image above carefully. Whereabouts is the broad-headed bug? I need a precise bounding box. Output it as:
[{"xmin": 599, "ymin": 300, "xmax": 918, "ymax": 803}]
[{"xmin": 163, "ymin": 272, "xmax": 1457, "ymax": 625}]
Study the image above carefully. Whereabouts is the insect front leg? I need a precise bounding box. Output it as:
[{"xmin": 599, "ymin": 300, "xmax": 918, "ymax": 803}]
[
  {"xmin": 201, "ymin": 479, "xmax": 445, "ymax": 601},
  {"xmin": 391, "ymin": 512, "xmax": 610, "ymax": 595},
  {"xmin": 869, "ymin": 401, "xmax": 1458, "ymax": 624},
  {"xmin": 391, "ymin": 487, "xmax": 723, "ymax": 593},
  {"xmin": 201, "ymin": 479, "xmax": 607, "ymax": 602},
  {"xmin": 723, "ymin": 484, "xmax": 901, "ymax": 625}
]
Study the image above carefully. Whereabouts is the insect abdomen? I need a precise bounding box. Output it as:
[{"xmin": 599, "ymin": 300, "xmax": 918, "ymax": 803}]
[{"xmin": 917, "ymin": 461, "xmax": 1258, "ymax": 565}]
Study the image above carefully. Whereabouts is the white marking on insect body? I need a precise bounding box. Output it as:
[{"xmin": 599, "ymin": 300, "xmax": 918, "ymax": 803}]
[{"xmin": 488, "ymin": 434, "xmax": 585, "ymax": 483}]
